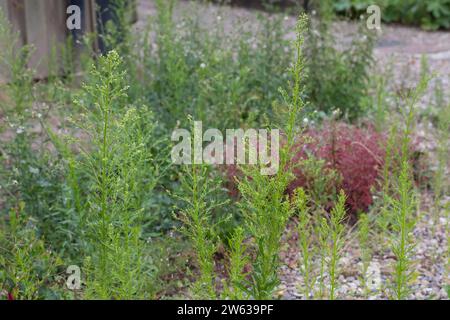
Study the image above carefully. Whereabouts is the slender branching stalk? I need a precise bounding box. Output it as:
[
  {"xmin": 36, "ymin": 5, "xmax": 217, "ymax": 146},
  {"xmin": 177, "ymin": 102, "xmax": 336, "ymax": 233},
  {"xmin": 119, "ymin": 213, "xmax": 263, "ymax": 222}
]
[
  {"xmin": 222, "ymin": 227, "xmax": 249, "ymax": 300},
  {"xmin": 294, "ymin": 187, "xmax": 316, "ymax": 299},
  {"xmin": 69, "ymin": 51, "xmax": 158, "ymax": 299},
  {"xmin": 388, "ymin": 74, "xmax": 430, "ymax": 300},
  {"xmin": 176, "ymin": 163, "xmax": 225, "ymax": 299},
  {"xmin": 313, "ymin": 191, "xmax": 347, "ymax": 300},
  {"xmin": 327, "ymin": 190, "xmax": 347, "ymax": 300},
  {"xmin": 0, "ymin": 202, "xmax": 61, "ymax": 299},
  {"xmin": 358, "ymin": 213, "xmax": 372, "ymax": 297},
  {"xmin": 313, "ymin": 214, "xmax": 327, "ymax": 299},
  {"xmin": 237, "ymin": 14, "xmax": 308, "ymax": 300}
]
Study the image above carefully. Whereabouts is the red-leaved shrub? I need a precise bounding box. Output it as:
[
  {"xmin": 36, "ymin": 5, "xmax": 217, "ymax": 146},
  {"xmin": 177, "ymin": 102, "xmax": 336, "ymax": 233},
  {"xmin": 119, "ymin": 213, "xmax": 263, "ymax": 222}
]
[
  {"xmin": 224, "ymin": 122, "xmax": 388, "ymax": 218},
  {"xmin": 288, "ymin": 122, "xmax": 386, "ymax": 216}
]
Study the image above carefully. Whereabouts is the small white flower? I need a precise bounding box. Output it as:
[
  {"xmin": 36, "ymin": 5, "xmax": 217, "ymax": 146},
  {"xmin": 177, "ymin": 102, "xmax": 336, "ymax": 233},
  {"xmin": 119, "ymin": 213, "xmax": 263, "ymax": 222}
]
[
  {"xmin": 332, "ymin": 109, "xmax": 341, "ymax": 116},
  {"xmin": 200, "ymin": 63, "xmax": 206, "ymax": 69},
  {"xmin": 217, "ymin": 15, "xmax": 222, "ymax": 21},
  {"xmin": 16, "ymin": 126, "xmax": 25, "ymax": 134},
  {"xmin": 284, "ymin": 16, "xmax": 289, "ymax": 21},
  {"xmin": 312, "ymin": 10, "xmax": 316, "ymax": 16}
]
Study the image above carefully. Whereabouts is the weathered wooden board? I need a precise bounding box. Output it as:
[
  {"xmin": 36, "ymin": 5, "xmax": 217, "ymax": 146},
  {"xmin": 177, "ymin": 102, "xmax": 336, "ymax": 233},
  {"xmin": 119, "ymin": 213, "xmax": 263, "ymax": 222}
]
[
  {"xmin": 23, "ymin": 0, "xmax": 63, "ymax": 77},
  {"xmin": 0, "ymin": 0, "xmax": 98, "ymax": 79},
  {"xmin": 0, "ymin": 0, "xmax": 136, "ymax": 80}
]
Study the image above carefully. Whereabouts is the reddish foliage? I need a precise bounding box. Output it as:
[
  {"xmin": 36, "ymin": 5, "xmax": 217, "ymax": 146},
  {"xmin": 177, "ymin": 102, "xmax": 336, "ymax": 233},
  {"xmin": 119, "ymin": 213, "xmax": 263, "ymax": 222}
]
[
  {"xmin": 224, "ymin": 122, "xmax": 389, "ymax": 218},
  {"xmin": 290, "ymin": 122, "xmax": 386, "ymax": 216}
]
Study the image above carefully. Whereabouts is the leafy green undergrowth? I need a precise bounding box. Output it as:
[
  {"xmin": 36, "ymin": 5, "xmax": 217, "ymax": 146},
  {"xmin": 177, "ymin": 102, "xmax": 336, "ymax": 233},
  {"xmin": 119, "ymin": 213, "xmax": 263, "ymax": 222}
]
[{"xmin": 0, "ymin": 0, "xmax": 446, "ymax": 300}]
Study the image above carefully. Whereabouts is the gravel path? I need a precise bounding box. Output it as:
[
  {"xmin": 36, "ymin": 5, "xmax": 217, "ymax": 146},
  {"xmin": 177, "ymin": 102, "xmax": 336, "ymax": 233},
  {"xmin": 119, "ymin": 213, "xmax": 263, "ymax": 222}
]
[{"xmin": 277, "ymin": 193, "xmax": 448, "ymax": 300}]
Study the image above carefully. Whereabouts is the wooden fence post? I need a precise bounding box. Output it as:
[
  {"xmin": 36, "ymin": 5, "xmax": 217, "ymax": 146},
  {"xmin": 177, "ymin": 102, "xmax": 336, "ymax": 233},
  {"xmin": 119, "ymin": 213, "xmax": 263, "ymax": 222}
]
[
  {"xmin": 0, "ymin": 0, "xmax": 136, "ymax": 79},
  {"xmin": 0, "ymin": 0, "xmax": 98, "ymax": 79},
  {"xmin": 23, "ymin": 0, "xmax": 68, "ymax": 78}
]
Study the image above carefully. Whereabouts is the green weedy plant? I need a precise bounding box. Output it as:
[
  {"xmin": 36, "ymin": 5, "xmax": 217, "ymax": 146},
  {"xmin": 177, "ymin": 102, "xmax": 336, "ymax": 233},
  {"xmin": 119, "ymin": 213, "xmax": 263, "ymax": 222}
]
[
  {"xmin": 176, "ymin": 163, "xmax": 225, "ymax": 299},
  {"xmin": 387, "ymin": 75, "xmax": 430, "ymax": 300},
  {"xmin": 0, "ymin": 8, "xmax": 74, "ymax": 258},
  {"xmin": 144, "ymin": 0, "xmax": 294, "ymax": 131},
  {"xmin": 326, "ymin": 190, "xmax": 347, "ymax": 300},
  {"xmin": 237, "ymin": 157, "xmax": 295, "ymax": 300},
  {"xmin": 446, "ymin": 201, "xmax": 450, "ymax": 299},
  {"xmin": 0, "ymin": 7, "xmax": 34, "ymax": 190},
  {"xmin": 68, "ymin": 51, "xmax": 158, "ymax": 299},
  {"xmin": 294, "ymin": 187, "xmax": 316, "ymax": 299},
  {"xmin": 98, "ymin": 0, "xmax": 133, "ymax": 53},
  {"xmin": 314, "ymin": 214, "xmax": 329, "ymax": 299},
  {"xmin": 312, "ymin": 191, "xmax": 347, "ymax": 300},
  {"xmin": 237, "ymin": 14, "xmax": 308, "ymax": 299},
  {"xmin": 152, "ymin": 0, "xmax": 192, "ymax": 126},
  {"xmin": 432, "ymin": 90, "xmax": 450, "ymax": 229},
  {"xmin": 297, "ymin": 155, "xmax": 342, "ymax": 209},
  {"xmin": 46, "ymin": 128, "xmax": 83, "ymax": 220},
  {"xmin": 364, "ymin": 65, "xmax": 393, "ymax": 133},
  {"xmin": 98, "ymin": 0, "xmax": 144, "ymax": 101},
  {"xmin": 388, "ymin": 133, "xmax": 417, "ymax": 300},
  {"xmin": 374, "ymin": 122, "xmax": 400, "ymax": 246},
  {"xmin": 247, "ymin": 11, "xmax": 292, "ymax": 124},
  {"xmin": 306, "ymin": 0, "xmax": 375, "ymax": 121},
  {"xmin": 222, "ymin": 227, "xmax": 249, "ymax": 300},
  {"xmin": 357, "ymin": 213, "xmax": 372, "ymax": 297},
  {"xmin": 0, "ymin": 202, "xmax": 61, "ymax": 299}
]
